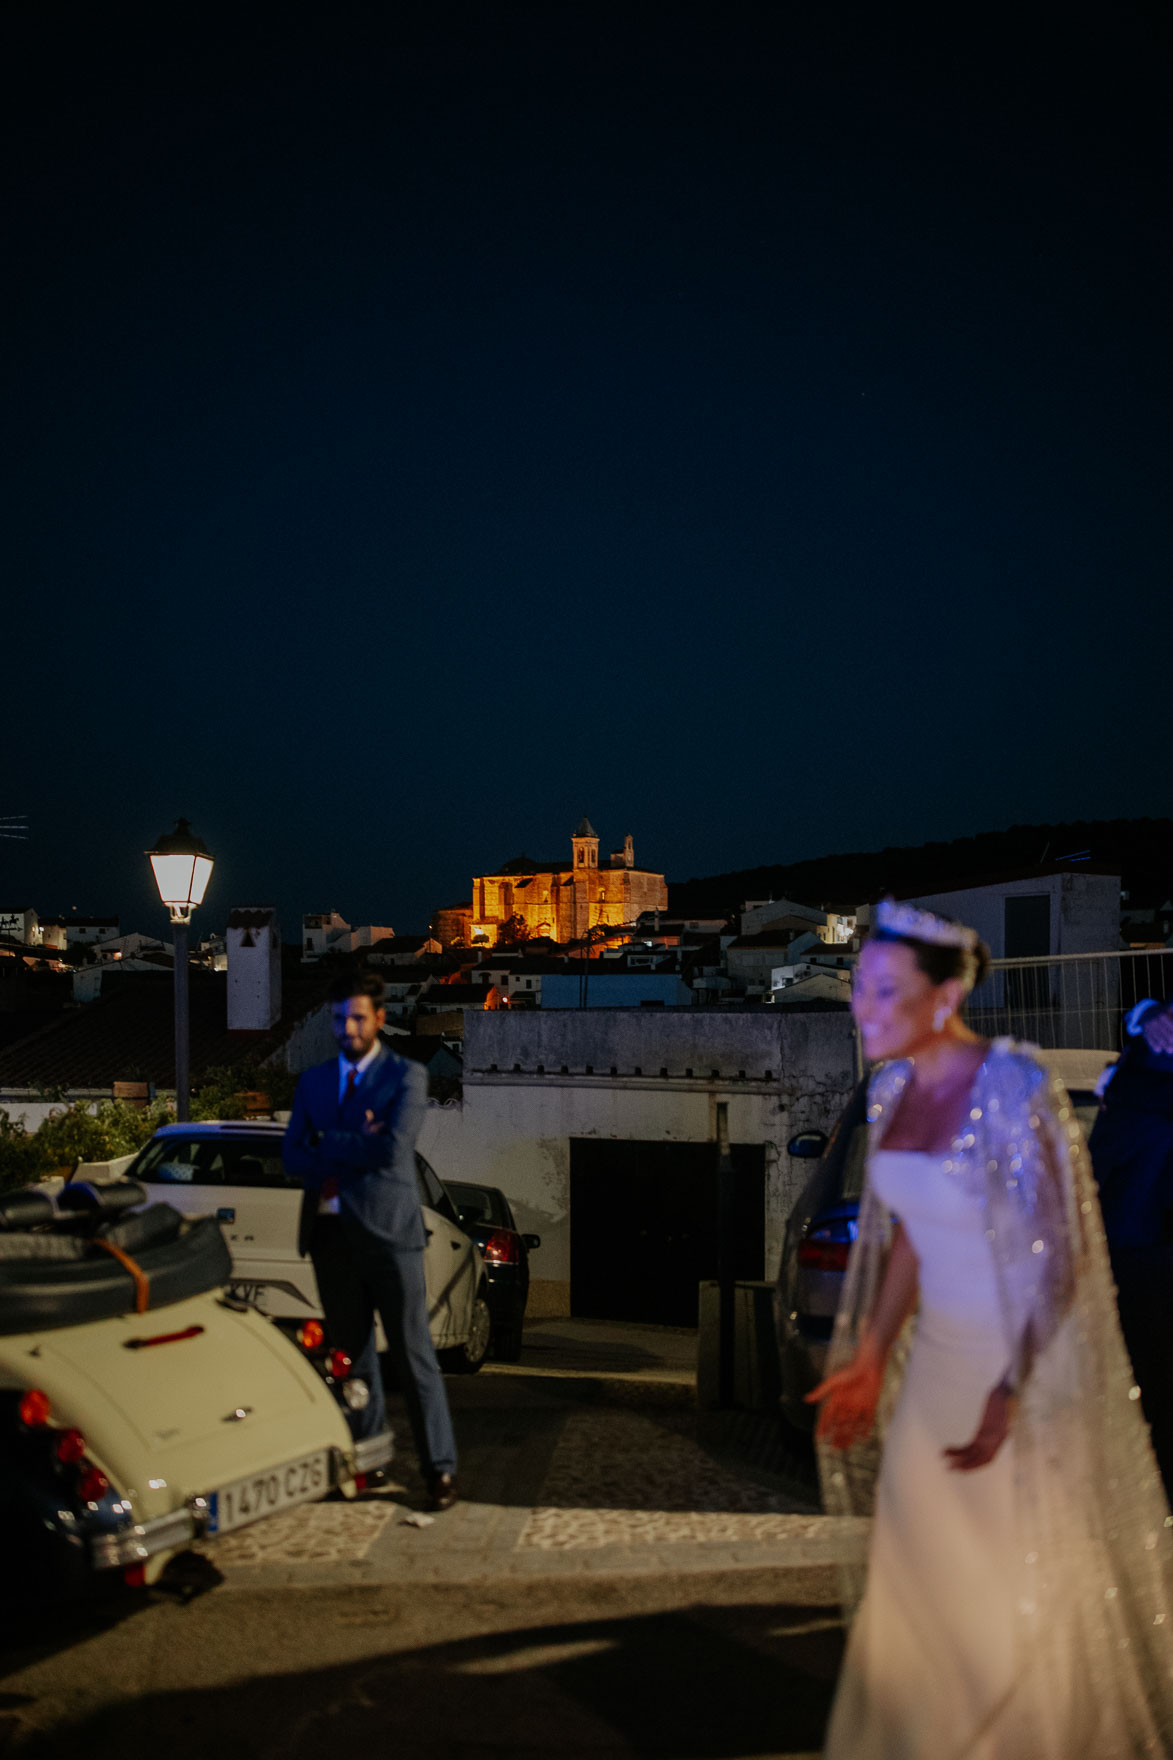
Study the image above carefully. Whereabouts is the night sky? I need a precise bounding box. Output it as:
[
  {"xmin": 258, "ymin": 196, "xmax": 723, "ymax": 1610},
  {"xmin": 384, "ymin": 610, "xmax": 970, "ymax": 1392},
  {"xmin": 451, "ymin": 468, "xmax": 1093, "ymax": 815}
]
[{"xmin": 4, "ymin": 3, "xmax": 1169, "ymax": 940}]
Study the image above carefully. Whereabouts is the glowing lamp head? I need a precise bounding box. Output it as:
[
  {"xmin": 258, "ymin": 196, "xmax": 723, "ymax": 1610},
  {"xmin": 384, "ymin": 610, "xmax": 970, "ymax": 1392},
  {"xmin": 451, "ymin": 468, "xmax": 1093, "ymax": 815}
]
[{"xmin": 146, "ymin": 819, "xmax": 214, "ymax": 924}]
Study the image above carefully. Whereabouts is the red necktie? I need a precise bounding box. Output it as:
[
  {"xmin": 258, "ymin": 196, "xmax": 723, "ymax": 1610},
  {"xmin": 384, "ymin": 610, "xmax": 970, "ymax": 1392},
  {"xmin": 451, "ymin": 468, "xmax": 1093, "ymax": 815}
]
[{"xmin": 322, "ymin": 1068, "xmax": 358, "ymax": 1203}]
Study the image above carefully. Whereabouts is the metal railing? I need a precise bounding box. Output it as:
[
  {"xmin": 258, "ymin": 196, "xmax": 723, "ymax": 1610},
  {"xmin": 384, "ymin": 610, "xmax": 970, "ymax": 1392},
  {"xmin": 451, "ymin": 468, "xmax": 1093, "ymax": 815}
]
[{"xmin": 966, "ymin": 949, "xmax": 1173, "ymax": 1052}]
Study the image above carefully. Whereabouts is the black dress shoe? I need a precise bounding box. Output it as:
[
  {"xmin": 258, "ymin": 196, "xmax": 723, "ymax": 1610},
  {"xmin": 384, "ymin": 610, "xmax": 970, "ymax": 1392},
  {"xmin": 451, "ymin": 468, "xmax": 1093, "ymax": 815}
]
[{"xmin": 427, "ymin": 1472, "xmax": 459, "ymax": 1512}]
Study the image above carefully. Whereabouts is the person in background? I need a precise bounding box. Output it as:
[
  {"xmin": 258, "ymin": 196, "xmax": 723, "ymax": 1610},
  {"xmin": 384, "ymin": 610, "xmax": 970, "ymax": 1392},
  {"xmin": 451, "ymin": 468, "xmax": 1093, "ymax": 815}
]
[
  {"xmin": 282, "ymin": 971, "xmax": 459, "ymax": 1511},
  {"xmin": 1090, "ymin": 993, "xmax": 1173, "ymax": 1494}
]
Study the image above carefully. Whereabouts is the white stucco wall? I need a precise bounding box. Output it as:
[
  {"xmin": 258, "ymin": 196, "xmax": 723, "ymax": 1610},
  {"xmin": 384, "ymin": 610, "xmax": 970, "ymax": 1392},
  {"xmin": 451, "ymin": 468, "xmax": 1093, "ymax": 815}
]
[
  {"xmin": 904, "ymin": 871, "xmax": 1120, "ymax": 959},
  {"xmin": 418, "ymin": 1008, "xmax": 856, "ymax": 1314}
]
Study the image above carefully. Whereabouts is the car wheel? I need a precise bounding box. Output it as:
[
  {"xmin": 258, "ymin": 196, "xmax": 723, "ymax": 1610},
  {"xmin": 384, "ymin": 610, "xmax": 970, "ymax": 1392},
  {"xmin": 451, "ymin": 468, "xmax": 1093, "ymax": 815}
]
[{"xmin": 442, "ymin": 1289, "xmax": 492, "ymax": 1374}]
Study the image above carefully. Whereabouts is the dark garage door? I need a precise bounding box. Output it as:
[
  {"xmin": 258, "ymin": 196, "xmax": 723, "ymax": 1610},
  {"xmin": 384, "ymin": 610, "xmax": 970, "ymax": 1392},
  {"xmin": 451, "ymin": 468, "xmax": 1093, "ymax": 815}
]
[{"xmin": 569, "ymin": 1139, "xmax": 766, "ymax": 1326}]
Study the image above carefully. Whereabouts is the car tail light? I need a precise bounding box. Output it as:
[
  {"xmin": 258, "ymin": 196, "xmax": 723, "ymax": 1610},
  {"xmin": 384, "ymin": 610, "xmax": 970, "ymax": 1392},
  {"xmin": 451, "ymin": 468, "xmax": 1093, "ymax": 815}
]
[
  {"xmin": 298, "ymin": 1321, "xmax": 324, "ymax": 1350},
  {"xmin": 18, "ymin": 1389, "xmax": 51, "ymax": 1428},
  {"xmin": 481, "ymin": 1230, "xmax": 520, "ymax": 1266},
  {"xmin": 55, "ymin": 1428, "xmax": 87, "ymax": 1465},
  {"xmin": 797, "ymin": 1222, "xmax": 855, "ymax": 1273},
  {"xmin": 328, "ymin": 1349, "xmax": 352, "ymax": 1380},
  {"xmin": 78, "ymin": 1466, "xmax": 109, "ymax": 1502}
]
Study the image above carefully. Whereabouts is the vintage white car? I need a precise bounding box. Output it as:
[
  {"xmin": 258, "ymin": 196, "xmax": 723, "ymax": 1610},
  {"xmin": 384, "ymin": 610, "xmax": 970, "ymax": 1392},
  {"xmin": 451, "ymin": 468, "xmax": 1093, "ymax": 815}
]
[
  {"xmin": 121, "ymin": 1121, "xmax": 493, "ymax": 1371},
  {"xmin": 0, "ymin": 1179, "xmax": 392, "ymax": 1598}
]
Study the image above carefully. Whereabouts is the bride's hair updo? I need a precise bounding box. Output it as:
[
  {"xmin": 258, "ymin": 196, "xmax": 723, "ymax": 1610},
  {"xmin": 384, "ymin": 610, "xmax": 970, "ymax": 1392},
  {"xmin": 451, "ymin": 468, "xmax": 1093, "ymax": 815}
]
[{"xmin": 869, "ymin": 897, "xmax": 991, "ymax": 993}]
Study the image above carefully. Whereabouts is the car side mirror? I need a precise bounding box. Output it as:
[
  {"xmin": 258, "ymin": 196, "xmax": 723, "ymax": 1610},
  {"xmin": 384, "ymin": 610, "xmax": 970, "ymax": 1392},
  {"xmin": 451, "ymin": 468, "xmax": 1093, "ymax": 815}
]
[
  {"xmin": 523, "ymin": 1234, "xmax": 541, "ymax": 1250},
  {"xmin": 787, "ymin": 1130, "xmax": 828, "ymax": 1159}
]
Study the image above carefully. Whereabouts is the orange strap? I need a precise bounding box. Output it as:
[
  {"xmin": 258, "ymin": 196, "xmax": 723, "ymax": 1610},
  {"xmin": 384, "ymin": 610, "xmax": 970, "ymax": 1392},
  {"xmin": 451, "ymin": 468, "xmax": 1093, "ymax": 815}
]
[{"xmin": 93, "ymin": 1238, "xmax": 150, "ymax": 1314}]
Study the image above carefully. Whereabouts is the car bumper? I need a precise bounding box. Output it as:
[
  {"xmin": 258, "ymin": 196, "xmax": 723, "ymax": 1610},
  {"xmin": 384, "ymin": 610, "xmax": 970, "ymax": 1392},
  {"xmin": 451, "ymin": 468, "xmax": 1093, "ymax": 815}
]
[{"xmin": 88, "ymin": 1435, "xmax": 393, "ymax": 1571}]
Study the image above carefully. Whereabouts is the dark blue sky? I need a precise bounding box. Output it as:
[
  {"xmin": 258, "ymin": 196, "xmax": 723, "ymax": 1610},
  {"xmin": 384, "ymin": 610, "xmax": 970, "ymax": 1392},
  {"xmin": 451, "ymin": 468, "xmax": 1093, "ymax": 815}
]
[{"xmin": 3, "ymin": 3, "xmax": 1169, "ymax": 938}]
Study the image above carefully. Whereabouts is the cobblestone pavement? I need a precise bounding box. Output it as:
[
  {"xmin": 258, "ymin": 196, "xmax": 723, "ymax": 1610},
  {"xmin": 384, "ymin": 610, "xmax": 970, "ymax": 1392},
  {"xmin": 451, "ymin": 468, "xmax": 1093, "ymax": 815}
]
[
  {"xmin": 1, "ymin": 1323, "xmax": 849, "ymax": 1760},
  {"xmin": 188, "ymin": 1319, "xmax": 866, "ymax": 1593}
]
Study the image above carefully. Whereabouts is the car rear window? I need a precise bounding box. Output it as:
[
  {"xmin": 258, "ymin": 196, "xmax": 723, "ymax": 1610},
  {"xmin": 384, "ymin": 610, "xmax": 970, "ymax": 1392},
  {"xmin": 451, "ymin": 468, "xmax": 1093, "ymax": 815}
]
[
  {"xmin": 133, "ymin": 1136, "xmax": 290, "ymax": 1187},
  {"xmin": 447, "ymin": 1182, "xmax": 509, "ymax": 1227}
]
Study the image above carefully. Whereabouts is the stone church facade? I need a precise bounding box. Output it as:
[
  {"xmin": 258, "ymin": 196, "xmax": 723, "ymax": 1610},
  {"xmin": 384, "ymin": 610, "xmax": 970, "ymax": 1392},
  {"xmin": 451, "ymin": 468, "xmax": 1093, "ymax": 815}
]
[{"xmin": 435, "ymin": 819, "xmax": 668, "ymax": 948}]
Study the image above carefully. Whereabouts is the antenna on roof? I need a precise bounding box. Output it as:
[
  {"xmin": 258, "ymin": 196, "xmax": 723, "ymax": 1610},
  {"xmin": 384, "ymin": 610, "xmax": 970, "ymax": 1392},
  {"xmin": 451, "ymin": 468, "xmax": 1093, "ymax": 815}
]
[{"xmin": 0, "ymin": 815, "xmax": 28, "ymax": 842}]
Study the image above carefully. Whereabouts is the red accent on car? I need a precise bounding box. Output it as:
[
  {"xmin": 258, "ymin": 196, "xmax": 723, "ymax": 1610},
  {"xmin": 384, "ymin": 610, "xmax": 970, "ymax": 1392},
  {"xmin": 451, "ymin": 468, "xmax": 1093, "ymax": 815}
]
[
  {"xmin": 55, "ymin": 1428, "xmax": 87, "ymax": 1465},
  {"xmin": 797, "ymin": 1239, "xmax": 851, "ymax": 1273},
  {"xmin": 18, "ymin": 1389, "xmax": 51, "ymax": 1428},
  {"xmin": 123, "ymin": 1563, "xmax": 147, "ymax": 1588},
  {"xmin": 123, "ymin": 1325, "xmax": 205, "ymax": 1349},
  {"xmin": 78, "ymin": 1466, "xmax": 109, "ymax": 1502},
  {"xmin": 481, "ymin": 1230, "xmax": 520, "ymax": 1266},
  {"xmin": 298, "ymin": 1320, "xmax": 325, "ymax": 1350},
  {"xmin": 328, "ymin": 1350, "xmax": 352, "ymax": 1380},
  {"xmin": 352, "ymin": 1473, "xmax": 368, "ymax": 1492}
]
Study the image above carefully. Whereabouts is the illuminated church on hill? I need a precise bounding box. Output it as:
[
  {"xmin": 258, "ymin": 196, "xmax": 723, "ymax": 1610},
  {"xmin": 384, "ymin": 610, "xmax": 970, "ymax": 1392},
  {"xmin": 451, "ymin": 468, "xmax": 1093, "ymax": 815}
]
[{"xmin": 434, "ymin": 819, "xmax": 668, "ymax": 948}]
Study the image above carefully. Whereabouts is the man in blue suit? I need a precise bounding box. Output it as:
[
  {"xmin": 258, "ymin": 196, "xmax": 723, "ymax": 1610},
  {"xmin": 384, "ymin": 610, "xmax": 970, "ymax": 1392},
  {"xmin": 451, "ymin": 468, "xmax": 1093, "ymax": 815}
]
[{"xmin": 283, "ymin": 971, "xmax": 458, "ymax": 1509}]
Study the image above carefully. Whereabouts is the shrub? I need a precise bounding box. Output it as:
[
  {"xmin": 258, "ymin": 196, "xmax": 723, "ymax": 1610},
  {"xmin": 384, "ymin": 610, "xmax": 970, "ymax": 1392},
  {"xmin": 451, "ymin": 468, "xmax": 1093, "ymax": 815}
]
[{"xmin": 0, "ymin": 1098, "xmax": 171, "ymax": 1194}]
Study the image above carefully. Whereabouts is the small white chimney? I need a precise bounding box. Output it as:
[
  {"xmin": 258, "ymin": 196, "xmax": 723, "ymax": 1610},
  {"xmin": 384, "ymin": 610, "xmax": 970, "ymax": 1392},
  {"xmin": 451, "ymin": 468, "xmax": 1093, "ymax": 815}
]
[{"xmin": 227, "ymin": 907, "xmax": 282, "ymax": 1030}]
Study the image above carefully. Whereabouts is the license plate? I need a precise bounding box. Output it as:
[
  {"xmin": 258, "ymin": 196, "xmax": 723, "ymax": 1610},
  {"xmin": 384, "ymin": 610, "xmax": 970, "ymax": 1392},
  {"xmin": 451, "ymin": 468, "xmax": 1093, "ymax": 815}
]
[
  {"xmin": 206, "ymin": 1449, "xmax": 329, "ymax": 1535},
  {"xmin": 226, "ymin": 1280, "xmax": 266, "ymax": 1307}
]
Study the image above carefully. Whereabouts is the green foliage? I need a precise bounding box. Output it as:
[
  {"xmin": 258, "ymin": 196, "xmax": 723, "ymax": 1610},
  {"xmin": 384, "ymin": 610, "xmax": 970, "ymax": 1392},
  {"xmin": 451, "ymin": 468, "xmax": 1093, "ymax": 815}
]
[
  {"xmin": 0, "ymin": 1059, "xmax": 300, "ymax": 1194},
  {"xmin": 0, "ymin": 1098, "xmax": 171, "ymax": 1194},
  {"xmin": 497, "ymin": 913, "xmax": 531, "ymax": 948},
  {"xmin": 190, "ymin": 1062, "xmax": 298, "ymax": 1120}
]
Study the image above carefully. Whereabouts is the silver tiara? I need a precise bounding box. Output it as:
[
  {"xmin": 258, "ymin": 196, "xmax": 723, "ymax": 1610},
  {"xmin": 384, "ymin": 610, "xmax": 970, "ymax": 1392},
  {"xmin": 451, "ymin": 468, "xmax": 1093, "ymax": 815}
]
[{"xmin": 874, "ymin": 896, "xmax": 979, "ymax": 951}]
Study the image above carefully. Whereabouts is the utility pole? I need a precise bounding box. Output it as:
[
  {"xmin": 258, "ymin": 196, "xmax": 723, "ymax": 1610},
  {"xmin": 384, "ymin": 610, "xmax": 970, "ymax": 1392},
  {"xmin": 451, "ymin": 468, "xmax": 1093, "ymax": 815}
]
[{"xmin": 716, "ymin": 1100, "xmax": 736, "ymax": 1406}]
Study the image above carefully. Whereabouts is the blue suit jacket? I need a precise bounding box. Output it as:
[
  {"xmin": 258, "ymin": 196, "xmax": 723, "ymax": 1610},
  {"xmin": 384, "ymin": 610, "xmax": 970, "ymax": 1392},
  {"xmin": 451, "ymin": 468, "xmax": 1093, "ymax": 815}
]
[{"xmin": 283, "ymin": 1044, "xmax": 428, "ymax": 1254}]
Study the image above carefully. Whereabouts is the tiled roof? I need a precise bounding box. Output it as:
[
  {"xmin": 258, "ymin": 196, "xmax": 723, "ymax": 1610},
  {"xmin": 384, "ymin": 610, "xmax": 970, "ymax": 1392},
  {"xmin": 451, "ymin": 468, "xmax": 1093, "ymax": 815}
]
[
  {"xmin": 493, "ymin": 855, "xmax": 571, "ymax": 876},
  {"xmin": 728, "ymin": 929, "xmax": 811, "ymax": 949},
  {"xmin": 380, "ymin": 1032, "xmax": 462, "ymax": 1069},
  {"xmin": 0, "ymin": 971, "xmax": 326, "ymax": 1090}
]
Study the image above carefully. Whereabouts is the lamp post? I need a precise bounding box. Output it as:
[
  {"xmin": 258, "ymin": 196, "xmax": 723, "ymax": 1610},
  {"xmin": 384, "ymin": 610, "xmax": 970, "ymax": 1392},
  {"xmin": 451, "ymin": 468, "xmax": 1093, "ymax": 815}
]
[{"xmin": 146, "ymin": 818, "xmax": 214, "ymax": 1122}]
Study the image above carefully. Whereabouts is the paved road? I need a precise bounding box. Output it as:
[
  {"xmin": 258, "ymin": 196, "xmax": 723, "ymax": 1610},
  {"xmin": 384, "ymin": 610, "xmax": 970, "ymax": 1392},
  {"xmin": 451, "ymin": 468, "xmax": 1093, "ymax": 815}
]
[{"xmin": 1, "ymin": 1321, "xmax": 860, "ymax": 1759}]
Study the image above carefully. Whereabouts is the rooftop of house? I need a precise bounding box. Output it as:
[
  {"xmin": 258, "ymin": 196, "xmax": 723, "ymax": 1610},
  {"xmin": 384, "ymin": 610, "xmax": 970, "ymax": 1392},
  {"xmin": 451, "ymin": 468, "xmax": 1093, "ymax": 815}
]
[
  {"xmin": 227, "ymin": 908, "xmax": 277, "ymax": 930},
  {"xmin": 39, "ymin": 915, "xmax": 119, "ymax": 929},
  {"xmin": 0, "ymin": 970, "xmax": 327, "ymax": 1091},
  {"xmin": 888, "ymin": 864, "xmax": 1122, "ymax": 902},
  {"xmin": 415, "ymin": 984, "xmax": 491, "ymax": 1008},
  {"xmin": 378, "ymin": 1031, "xmax": 462, "ymax": 1069},
  {"xmin": 727, "ymin": 928, "xmax": 817, "ymax": 949}
]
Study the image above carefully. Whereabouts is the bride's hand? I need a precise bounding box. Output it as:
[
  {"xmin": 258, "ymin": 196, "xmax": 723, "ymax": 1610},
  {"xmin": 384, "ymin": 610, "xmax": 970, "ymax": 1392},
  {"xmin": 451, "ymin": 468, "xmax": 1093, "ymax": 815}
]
[
  {"xmin": 805, "ymin": 1344, "xmax": 883, "ymax": 1449},
  {"xmin": 943, "ymin": 1383, "xmax": 1016, "ymax": 1471}
]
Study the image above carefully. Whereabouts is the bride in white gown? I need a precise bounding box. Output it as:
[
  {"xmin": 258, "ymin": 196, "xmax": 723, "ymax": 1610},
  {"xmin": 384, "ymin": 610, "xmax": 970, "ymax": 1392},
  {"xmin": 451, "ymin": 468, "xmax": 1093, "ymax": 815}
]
[{"xmin": 809, "ymin": 899, "xmax": 1173, "ymax": 1759}]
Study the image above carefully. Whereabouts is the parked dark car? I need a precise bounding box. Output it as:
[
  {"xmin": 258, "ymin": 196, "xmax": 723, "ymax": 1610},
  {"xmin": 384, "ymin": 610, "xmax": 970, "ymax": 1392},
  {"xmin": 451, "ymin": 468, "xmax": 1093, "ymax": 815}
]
[
  {"xmin": 775, "ymin": 1077, "xmax": 1105, "ymax": 1432},
  {"xmin": 445, "ymin": 1181, "xmax": 540, "ymax": 1361}
]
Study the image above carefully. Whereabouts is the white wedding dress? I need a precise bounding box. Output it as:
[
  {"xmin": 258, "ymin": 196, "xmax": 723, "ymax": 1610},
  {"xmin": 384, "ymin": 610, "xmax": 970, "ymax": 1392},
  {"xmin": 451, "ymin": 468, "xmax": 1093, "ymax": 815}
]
[
  {"xmin": 819, "ymin": 1046, "xmax": 1173, "ymax": 1759},
  {"xmin": 824, "ymin": 1149, "xmax": 1032, "ymax": 1760}
]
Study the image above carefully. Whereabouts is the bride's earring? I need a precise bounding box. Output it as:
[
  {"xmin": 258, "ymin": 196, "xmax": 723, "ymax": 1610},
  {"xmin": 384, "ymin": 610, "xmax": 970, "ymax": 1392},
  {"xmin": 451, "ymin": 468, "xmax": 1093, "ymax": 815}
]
[{"xmin": 933, "ymin": 1004, "xmax": 953, "ymax": 1034}]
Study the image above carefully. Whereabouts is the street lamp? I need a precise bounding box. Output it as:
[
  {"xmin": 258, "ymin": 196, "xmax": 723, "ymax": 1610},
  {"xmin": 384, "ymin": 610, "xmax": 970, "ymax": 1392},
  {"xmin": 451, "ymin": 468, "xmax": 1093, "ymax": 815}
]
[{"xmin": 146, "ymin": 818, "xmax": 214, "ymax": 1122}]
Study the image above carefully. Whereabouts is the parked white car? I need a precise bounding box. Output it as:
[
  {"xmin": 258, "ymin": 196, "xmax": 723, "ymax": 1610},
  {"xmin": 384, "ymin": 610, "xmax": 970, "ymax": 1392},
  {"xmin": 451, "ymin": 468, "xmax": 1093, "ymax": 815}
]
[
  {"xmin": 0, "ymin": 1181, "xmax": 392, "ymax": 1598},
  {"xmin": 121, "ymin": 1121, "xmax": 492, "ymax": 1371}
]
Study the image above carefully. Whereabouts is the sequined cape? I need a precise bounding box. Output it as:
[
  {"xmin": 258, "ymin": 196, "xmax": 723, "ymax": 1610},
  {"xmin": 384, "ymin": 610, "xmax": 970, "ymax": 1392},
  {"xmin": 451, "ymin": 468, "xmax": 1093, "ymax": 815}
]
[{"xmin": 817, "ymin": 1038, "xmax": 1173, "ymax": 1757}]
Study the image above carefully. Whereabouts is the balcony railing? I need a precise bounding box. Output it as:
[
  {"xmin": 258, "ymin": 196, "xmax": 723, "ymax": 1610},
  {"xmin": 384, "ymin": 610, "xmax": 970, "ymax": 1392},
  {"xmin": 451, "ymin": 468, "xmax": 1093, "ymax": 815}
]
[{"xmin": 966, "ymin": 948, "xmax": 1173, "ymax": 1052}]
